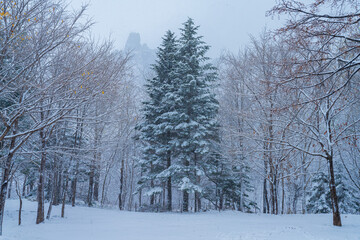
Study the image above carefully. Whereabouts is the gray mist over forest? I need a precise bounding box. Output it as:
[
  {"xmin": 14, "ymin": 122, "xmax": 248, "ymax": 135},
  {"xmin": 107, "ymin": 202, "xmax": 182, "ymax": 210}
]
[{"xmin": 69, "ymin": 0, "xmax": 280, "ymax": 56}]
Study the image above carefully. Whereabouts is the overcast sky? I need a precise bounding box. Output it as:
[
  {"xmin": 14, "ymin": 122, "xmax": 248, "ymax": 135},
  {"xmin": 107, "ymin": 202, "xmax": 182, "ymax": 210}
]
[{"xmin": 69, "ymin": 0, "xmax": 282, "ymax": 57}]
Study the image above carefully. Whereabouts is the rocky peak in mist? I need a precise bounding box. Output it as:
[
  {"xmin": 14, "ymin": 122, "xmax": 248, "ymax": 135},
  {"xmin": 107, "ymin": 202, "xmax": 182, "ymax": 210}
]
[
  {"xmin": 125, "ymin": 32, "xmax": 141, "ymax": 50},
  {"xmin": 125, "ymin": 32, "xmax": 155, "ymax": 74}
]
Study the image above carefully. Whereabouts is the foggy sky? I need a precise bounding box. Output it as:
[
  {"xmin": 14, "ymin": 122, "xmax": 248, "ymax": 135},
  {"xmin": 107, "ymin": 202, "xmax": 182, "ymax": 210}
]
[{"xmin": 69, "ymin": 0, "xmax": 281, "ymax": 57}]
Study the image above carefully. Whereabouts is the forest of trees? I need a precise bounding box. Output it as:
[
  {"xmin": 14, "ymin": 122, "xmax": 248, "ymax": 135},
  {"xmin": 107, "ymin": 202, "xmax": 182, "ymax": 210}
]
[{"xmin": 0, "ymin": 0, "xmax": 359, "ymax": 236}]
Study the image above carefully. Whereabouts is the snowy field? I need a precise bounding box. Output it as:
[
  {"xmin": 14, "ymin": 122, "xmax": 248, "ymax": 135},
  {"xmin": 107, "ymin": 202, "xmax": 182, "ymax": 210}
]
[{"xmin": 2, "ymin": 200, "xmax": 360, "ymax": 240}]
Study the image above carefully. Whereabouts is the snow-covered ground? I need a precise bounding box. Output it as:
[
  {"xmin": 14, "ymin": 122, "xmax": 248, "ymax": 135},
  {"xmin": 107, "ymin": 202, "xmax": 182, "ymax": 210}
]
[{"xmin": 2, "ymin": 199, "xmax": 360, "ymax": 240}]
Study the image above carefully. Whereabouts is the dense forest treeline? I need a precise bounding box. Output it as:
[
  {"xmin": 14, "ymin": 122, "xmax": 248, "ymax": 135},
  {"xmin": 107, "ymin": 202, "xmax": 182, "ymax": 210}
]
[{"xmin": 0, "ymin": 0, "xmax": 359, "ymax": 235}]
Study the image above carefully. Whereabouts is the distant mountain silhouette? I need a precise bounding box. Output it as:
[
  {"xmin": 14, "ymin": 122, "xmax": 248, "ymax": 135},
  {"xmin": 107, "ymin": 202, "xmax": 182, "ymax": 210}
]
[
  {"xmin": 125, "ymin": 33, "xmax": 156, "ymax": 82},
  {"xmin": 125, "ymin": 32, "xmax": 141, "ymax": 50}
]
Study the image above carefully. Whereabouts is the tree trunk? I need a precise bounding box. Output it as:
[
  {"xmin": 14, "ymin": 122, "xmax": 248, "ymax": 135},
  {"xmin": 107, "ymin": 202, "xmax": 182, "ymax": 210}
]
[
  {"xmin": 90, "ymin": 104, "xmax": 101, "ymax": 206},
  {"xmin": 87, "ymin": 161, "xmax": 95, "ymax": 207},
  {"xmin": 15, "ymin": 179, "xmax": 22, "ymax": 226},
  {"xmin": 182, "ymin": 158, "xmax": 189, "ymax": 212},
  {"xmin": 70, "ymin": 161, "xmax": 78, "ymax": 207},
  {"xmin": 0, "ymin": 142, "xmax": 15, "ymax": 234},
  {"xmin": 328, "ymin": 155, "xmax": 342, "ymax": 226},
  {"xmin": 36, "ymin": 128, "xmax": 47, "ymax": 224},
  {"xmin": 182, "ymin": 191, "xmax": 189, "ymax": 212},
  {"xmin": 94, "ymin": 163, "xmax": 100, "ymax": 202},
  {"xmin": 268, "ymin": 96, "xmax": 277, "ymax": 215},
  {"xmin": 0, "ymin": 120, "xmax": 18, "ymax": 235},
  {"xmin": 150, "ymin": 161, "xmax": 155, "ymax": 206},
  {"xmin": 195, "ymin": 177, "xmax": 201, "ymax": 212},
  {"xmin": 18, "ymin": 196, "xmax": 22, "ymax": 226},
  {"xmin": 239, "ymin": 177, "xmax": 244, "ymax": 212},
  {"xmin": 128, "ymin": 153, "xmax": 136, "ymax": 211},
  {"xmin": 46, "ymin": 172, "xmax": 56, "ymax": 220},
  {"xmin": 71, "ymin": 111, "xmax": 83, "ymax": 207},
  {"xmin": 194, "ymin": 191, "xmax": 198, "ymax": 212},
  {"xmin": 138, "ymin": 188, "xmax": 142, "ymax": 210},
  {"xmin": 301, "ymin": 152, "xmax": 307, "ymax": 214},
  {"xmin": 7, "ymin": 177, "xmax": 13, "ymax": 199},
  {"xmin": 94, "ymin": 177, "xmax": 99, "ymax": 202},
  {"xmin": 53, "ymin": 170, "xmax": 61, "ymax": 206},
  {"xmin": 197, "ymin": 193, "xmax": 202, "ymax": 212},
  {"xmin": 219, "ymin": 189, "xmax": 224, "ymax": 210},
  {"xmin": 263, "ymin": 158, "xmax": 269, "ymax": 214},
  {"xmin": 22, "ymin": 175, "xmax": 27, "ymax": 197},
  {"xmin": 167, "ymin": 176, "xmax": 172, "ymax": 211},
  {"xmin": 101, "ymin": 171, "xmax": 108, "ymax": 207},
  {"xmin": 281, "ymin": 173, "xmax": 285, "ymax": 215},
  {"xmin": 46, "ymin": 194, "xmax": 54, "ymax": 220},
  {"xmin": 150, "ymin": 180, "xmax": 155, "ymax": 205},
  {"xmin": 119, "ymin": 157, "xmax": 125, "ymax": 210},
  {"xmin": 71, "ymin": 177, "xmax": 77, "ymax": 207},
  {"xmin": 194, "ymin": 154, "xmax": 201, "ymax": 212},
  {"xmin": 270, "ymin": 176, "xmax": 275, "ymax": 214},
  {"xmin": 274, "ymin": 176, "xmax": 278, "ymax": 215},
  {"xmin": 61, "ymin": 175, "xmax": 69, "ymax": 218},
  {"xmin": 166, "ymin": 151, "xmax": 172, "ymax": 211}
]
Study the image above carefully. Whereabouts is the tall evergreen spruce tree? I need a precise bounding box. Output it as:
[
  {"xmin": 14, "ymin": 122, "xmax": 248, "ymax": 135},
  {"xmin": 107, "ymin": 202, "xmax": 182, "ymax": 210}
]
[
  {"xmin": 138, "ymin": 19, "xmax": 219, "ymax": 212},
  {"xmin": 152, "ymin": 31, "xmax": 180, "ymax": 211},
  {"xmin": 174, "ymin": 18, "xmax": 219, "ymax": 212},
  {"xmin": 137, "ymin": 31, "xmax": 179, "ymax": 211}
]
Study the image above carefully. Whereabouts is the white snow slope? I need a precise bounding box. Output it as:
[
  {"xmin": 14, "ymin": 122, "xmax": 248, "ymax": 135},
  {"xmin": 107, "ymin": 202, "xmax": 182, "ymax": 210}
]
[{"xmin": 2, "ymin": 199, "xmax": 360, "ymax": 240}]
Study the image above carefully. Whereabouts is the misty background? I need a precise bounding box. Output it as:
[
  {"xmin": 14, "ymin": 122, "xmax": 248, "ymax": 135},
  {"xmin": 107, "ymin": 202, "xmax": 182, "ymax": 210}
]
[{"xmin": 69, "ymin": 0, "xmax": 281, "ymax": 57}]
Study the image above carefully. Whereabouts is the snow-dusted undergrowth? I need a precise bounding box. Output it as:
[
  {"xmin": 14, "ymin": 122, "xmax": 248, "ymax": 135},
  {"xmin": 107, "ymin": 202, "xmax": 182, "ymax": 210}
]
[{"xmin": 2, "ymin": 199, "xmax": 360, "ymax": 240}]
